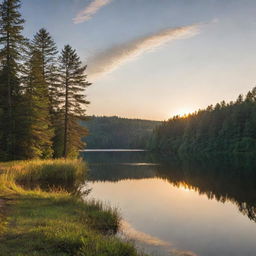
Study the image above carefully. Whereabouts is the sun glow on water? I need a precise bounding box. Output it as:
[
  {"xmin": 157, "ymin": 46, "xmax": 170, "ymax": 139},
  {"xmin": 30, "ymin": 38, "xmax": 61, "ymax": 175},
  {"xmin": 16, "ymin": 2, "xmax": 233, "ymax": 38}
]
[{"xmin": 178, "ymin": 182, "xmax": 196, "ymax": 193}]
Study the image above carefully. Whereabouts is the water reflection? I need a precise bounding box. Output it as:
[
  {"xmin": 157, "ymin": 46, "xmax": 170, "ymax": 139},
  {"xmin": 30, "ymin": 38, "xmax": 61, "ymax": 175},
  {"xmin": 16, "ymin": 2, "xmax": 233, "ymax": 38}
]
[
  {"xmin": 81, "ymin": 151, "xmax": 256, "ymax": 256},
  {"xmin": 83, "ymin": 151, "xmax": 256, "ymax": 223},
  {"xmin": 156, "ymin": 154, "xmax": 256, "ymax": 223}
]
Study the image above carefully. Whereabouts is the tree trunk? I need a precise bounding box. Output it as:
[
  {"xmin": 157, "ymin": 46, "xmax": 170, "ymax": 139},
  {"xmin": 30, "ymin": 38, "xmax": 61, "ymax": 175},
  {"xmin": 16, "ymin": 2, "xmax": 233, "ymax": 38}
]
[
  {"xmin": 6, "ymin": 4, "xmax": 13, "ymax": 158},
  {"xmin": 63, "ymin": 68, "xmax": 68, "ymax": 158}
]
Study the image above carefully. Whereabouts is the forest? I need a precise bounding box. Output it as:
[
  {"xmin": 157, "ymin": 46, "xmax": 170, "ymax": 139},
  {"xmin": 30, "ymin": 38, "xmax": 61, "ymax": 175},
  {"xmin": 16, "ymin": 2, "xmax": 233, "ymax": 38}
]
[
  {"xmin": 82, "ymin": 116, "xmax": 160, "ymax": 149},
  {"xmin": 0, "ymin": 0, "xmax": 90, "ymax": 161},
  {"xmin": 150, "ymin": 87, "xmax": 256, "ymax": 154}
]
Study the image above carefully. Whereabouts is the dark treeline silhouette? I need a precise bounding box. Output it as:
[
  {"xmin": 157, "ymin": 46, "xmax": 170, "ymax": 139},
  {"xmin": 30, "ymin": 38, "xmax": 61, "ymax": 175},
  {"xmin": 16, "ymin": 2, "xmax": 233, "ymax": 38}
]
[
  {"xmin": 81, "ymin": 150, "xmax": 151, "ymax": 164},
  {"xmin": 85, "ymin": 152, "xmax": 256, "ymax": 222},
  {"xmin": 87, "ymin": 164, "xmax": 157, "ymax": 183},
  {"xmin": 0, "ymin": 0, "xmax": 90, "ymax": 160},
  {"xmin": 150, "ymin": 88, "xmax": 256, "ymax": 154},
  {"xmin": 82, "ymin": 116, "xmax": 161, "ymax": 149},
  {"xmin": 82, "ymin": 150, "xmax": 158, "ymax": 182},
  {"xmin": 156, "ymin": 154, "xmax": 256, "ymax": 222}
]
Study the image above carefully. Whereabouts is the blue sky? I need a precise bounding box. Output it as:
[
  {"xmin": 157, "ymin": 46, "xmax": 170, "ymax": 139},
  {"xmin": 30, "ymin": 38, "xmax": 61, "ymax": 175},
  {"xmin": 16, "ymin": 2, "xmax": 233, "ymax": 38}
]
[{"xmin": 21, "ymin": 0, "xmax": 256, "ymax": 120}]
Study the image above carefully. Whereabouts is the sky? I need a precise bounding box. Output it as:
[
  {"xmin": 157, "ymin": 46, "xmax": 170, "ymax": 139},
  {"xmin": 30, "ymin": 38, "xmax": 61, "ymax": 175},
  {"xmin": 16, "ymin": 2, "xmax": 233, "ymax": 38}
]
[{"xmin": 21, "ymin": 0, "xmax": 256, "ymax": 121}]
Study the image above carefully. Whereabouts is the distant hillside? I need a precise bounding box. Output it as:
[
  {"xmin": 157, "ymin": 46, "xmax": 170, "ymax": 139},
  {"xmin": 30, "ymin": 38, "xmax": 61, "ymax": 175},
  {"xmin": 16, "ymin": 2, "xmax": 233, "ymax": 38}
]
[{"xmin": 81, "ymin": 116, "xmax": 161, "ymax": 149}]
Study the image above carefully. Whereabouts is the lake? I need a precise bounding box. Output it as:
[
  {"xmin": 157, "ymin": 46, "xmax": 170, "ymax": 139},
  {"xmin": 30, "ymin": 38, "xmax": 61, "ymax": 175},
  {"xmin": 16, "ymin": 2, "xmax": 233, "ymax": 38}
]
[{"xmin": 81, "ymin": 150, "xmax": 256, "ymax": 256}]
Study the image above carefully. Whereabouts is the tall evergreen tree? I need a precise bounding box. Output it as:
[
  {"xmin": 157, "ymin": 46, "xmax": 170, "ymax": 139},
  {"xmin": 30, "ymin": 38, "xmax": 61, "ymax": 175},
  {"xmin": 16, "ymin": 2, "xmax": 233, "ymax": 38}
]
[
  {"xmin": 31, "ymin": 28, "xmax": 59, "ymax": 111},
  {"xmin": 0, "ymin": 0, "xmax": 26, "ymax": 159},
  {"xmin": 19, "ymin": 49, "xmax": 53, "ymax": 159},
  {"xmin": 58, "ymin": 45, "xmax": 90, "ymax": 158},
  {"xmin": 31, "ymin": 28, "xmax": 61, "ymax": 157}
]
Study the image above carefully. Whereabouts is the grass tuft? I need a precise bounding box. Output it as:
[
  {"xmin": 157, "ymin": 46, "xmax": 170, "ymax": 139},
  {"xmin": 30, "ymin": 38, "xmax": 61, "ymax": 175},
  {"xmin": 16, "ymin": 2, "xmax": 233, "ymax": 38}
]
[{"xmin": 0, "ymin": 159, "xmax": 145, "ymax": 256}]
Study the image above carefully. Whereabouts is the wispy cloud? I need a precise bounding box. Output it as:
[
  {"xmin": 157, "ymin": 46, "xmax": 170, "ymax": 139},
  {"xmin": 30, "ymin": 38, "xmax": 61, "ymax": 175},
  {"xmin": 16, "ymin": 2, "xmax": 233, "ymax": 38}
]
[
  {"xmin": 73, "ymin": 0, "xmax": 113, "ymax": 24},
  {"xmin": 169, "ymin": 249, "xmax": 199, "ymax": 256},
  {"xmin": 121, "ymin": 221, "xmax": 198, "ymax": 256},
  {"xmin": 121, "ymin": 220, "xmax": 171, "ymax": 247},
  {"xmin": 87, "ymin": 24, "xmax": 200, "ymax": 80}
]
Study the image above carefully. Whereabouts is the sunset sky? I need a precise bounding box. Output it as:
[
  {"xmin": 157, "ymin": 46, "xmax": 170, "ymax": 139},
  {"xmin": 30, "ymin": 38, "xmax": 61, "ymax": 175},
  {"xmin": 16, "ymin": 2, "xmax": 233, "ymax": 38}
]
[{"xmin": 22, "ymin": 0, "xmax": 256, "ymax": 120}]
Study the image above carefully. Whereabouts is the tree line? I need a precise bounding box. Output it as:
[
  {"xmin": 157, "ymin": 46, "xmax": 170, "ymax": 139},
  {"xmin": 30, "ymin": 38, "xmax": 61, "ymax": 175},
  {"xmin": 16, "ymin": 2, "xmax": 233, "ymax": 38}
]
[
  {"xmin": 150, "ymin": 87, "xmax": 256, "ymax": 154},
  {"xmin": 82, "ymin": 116, "xmax": 161, "ymax": 149},
  {"xmin": 0, "ymin": 0, "xmax": 91, "ymax": 160}
]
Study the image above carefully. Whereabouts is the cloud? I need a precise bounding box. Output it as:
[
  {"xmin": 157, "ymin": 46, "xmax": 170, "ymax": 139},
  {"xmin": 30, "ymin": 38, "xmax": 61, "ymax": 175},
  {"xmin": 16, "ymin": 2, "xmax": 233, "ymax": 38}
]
[
  {"xmin": 73, "ymin": 0, "xmax": 113, "ymax": 24},
  {"xmin": 169, "ymin": 249, "xmax": 199, "ymax": 256},
  {"xmin": 121, "ymin": 220, "xmax": 171, "ymax": 247},
  {"xmin": 87, "ymin": 24, "xmax": 200, "ymax": 80},
  {"xmin": 121, "ymin": 221, "xmax": 199, "ymax": 256}
]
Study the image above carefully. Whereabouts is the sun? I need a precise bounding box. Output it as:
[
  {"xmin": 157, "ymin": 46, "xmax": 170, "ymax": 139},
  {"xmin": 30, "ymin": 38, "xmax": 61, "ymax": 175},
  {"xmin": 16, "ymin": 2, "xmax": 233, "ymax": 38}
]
[{"xmin": 175, "ymin": 108, "xmax": 193, "ymax": 118}]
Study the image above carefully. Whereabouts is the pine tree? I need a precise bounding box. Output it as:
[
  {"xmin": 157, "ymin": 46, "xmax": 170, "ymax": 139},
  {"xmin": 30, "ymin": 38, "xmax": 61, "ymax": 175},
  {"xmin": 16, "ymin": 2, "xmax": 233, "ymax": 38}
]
[
  {"xmin": 32, "ymin": 28, "xmax": 59, "ymax": 112},
  {"xmin": 19, "ymin": 49, "xmax": 53, "ymax": 159},
  {"xmin": 58, "ymin": 45, "xmax": 91, "ymax": 158},
  {"xmin": 0, "ymin": 0, "xmax": 26, "ymax": 160},
  {"xmin": 31, "ymin": 28, "xmax": 61, "ymax": 157}
]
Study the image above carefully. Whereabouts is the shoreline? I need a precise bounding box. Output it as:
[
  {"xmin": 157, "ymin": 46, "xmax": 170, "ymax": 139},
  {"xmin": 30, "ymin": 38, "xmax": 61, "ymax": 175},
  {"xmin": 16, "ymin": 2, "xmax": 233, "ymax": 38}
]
[{"xmin": 0, "ymin": 159, "xmax": 146, "ymax": 256}]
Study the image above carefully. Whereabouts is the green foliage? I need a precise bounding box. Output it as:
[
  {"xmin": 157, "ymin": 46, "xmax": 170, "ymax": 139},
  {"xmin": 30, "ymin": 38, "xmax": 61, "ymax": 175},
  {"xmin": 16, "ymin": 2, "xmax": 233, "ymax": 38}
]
[
  {"xmin": 13, "ymin": 159, "xmax": 87, "ymax": 191},
  {"xmin": 0, "ymin": 0, "xmax": 26, "ymax": 160},
  {"xmin": 58, "ymin": 45, "xmax": 91, "ymax": 158},
  {"xmin": 31, "ymin": 28, "xmax": 58, "ymax": 88},
  {"xmin": 0, "ymin": 1, "xmax": 91, "ymax": 161},
  {"xmin": 82, "ymin": 116, "xmax": 161, "ymax": 149},
  {"xmin": 0, "ymin": 195, "xmax": 126, "ymax": 256},
  {"xmin": 78, "ymin": 235, "xmax": 141, "ymax": 256},
  {"xmin": 32, "ymin": 28, "xmax": 61, "ymax": 157},
  {"xmin": 150, "ymin": 87, "xmax": 256, "ymax": 154},
  {"xmin": 0, "ymin": 160, "xmax": 144, "ymax": 256},
  {"xmin": 18, "ymin": 49, "xmax": 53, "ymax": 159},
  {"xmin": 0, "ymin": 159, "xmax": 87, "ymax": 194}
]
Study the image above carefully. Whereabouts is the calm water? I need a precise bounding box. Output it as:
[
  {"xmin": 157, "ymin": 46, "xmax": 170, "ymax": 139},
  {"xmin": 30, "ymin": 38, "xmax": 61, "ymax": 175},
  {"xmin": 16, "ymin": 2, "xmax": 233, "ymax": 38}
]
[{"xmin": 81, "ymin": 151, "xmax": 256, "ymax": 256}]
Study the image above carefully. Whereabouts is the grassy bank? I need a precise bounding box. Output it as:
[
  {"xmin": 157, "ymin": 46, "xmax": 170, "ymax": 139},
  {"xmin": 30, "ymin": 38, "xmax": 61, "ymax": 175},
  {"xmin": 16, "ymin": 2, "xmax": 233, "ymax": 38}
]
[{"xmin": 0, "ymin": 159, "xmax": 143, "ymax": 256}]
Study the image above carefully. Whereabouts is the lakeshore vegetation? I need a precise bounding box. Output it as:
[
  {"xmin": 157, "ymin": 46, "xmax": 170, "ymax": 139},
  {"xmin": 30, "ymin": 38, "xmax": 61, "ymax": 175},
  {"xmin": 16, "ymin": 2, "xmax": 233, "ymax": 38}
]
[{"xmin": 0, "ymin": 160, "xmax": 144, "ymax": 256}]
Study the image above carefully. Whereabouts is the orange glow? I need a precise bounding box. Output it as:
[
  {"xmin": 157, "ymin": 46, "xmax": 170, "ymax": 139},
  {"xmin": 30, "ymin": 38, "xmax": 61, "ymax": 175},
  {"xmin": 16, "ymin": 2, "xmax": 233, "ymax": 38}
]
[
  {"xmin": 175, "ymin": 108, "xmax": 193, "ymax": 118},
  {"xmin": 178, "ymin": 182, "xmax": 196, "ymax": 192}
]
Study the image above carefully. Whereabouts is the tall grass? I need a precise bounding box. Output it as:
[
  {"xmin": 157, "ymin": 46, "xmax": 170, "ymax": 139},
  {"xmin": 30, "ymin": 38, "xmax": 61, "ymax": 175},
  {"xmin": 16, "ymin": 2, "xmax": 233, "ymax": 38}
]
[
  {"xmin": 0, "ymin": 159, "xmax": 86, "ymax": 194},
  {"xmin": 0, "ymin": 159, "xmax": 146, "ymax": 256}
]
